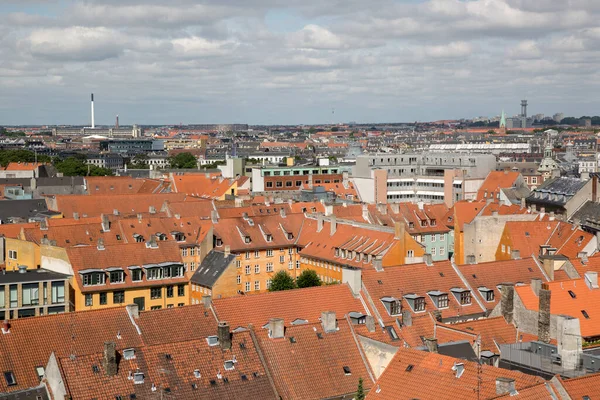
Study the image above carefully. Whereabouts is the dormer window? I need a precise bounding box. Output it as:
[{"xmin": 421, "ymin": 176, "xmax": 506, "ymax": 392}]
[
  {"xmin": 451, "ymin": 288, "xmax": 472, "ymax": 305},
  {"xmin": 81, "ymin": 270, "xmax": 106, "ymax": 286},
  {"xmin": 428, "ymin": 291, "xmax": 449, "ymax": 309},
  {"xmin": 380, "ymin": 297, "xmax": 401, "ymax": 316},
  {"xmin": 404, "ymin": 294, "xmax": 425, "ymax": 312},
  {"xmin": 133, "ymin": 234, "xmax": 144, "ymax": 243},
  {"xmin": 409, "ymin": 222, "xmax": 415, "ymax": 229},
  {"xmin": 335, "ymin": 248, "xmax": 340, "ymax": 257},
  {"xmin": 123, "ymin": 348, "xmax": 136, "ymax": 360},
  {"xmin": 478, "ymin": 287, "xmax": 495, "ymax": 302},
  {"xmin": 216, "ymin": 238, "xmax": 223, "ymax": 247},
  {"xmin": 244, "ymin": 236, "xmax": 251, "ymax": 244},
  {"xmin": 430, "ymin": 219, "xmax": 436, "ymax": 226},
  {"xmin": 287, "ymin": 233, "xmax": 293, "ymax": 240},
  {"xmin": 172, "ymin": 232, "xmax": 185, "ymax": 242},
  {"xmin": 420, "ymin": 220, "xmax": 427, "ymax": 227},
  {"xmin": 266, "ymin": 234, "xmax": 272, "ymax": 242},
  {"xmin": 107, "ymin": 269, "xmax": 124, "ymax": 283}
]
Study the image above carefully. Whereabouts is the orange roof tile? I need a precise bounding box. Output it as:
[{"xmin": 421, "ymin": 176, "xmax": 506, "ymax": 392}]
[
  {"xmin": 366, "ymin": 348, "xmax": 544, "ymax": 400},
  {"xmin": 476, "ymin": 171, "xmax": 521, "ymax": 201},
  {"xmin": 4, "ymin": 162, "xmax": 45, "ymax": 171},
  {"xmin": 515, "ymin": 279, "xmax": 600, "ymax": 338},
  {"xmin": 213, "ymin": 284, "xmax": 365, "ymax": 330},
  {"xmin": 558, "ymin": 372, "xmax": 600, "ymax": 399}
]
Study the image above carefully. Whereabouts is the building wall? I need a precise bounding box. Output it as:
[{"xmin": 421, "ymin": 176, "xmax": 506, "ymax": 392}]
[
  {"xmin": 73, "ymin": 283, "xmax": 189, "ymax": 311},
  {"xmin": 358, "ymin": 336, "xmax": 399, "ymax": 378},
  {"xmin": 4, "ymin": 238, "xmax": 39, "ymax": 271},
  {"xmin": 233, "ymin": 247, "xmax": 301, "ymax": 294},
  {"xmin": 566, "ymin": 179, "xmax": 593, "ymax": 219}
]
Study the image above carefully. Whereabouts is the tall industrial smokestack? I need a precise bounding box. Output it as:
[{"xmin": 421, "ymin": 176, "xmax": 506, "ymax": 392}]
[
  {"xmin": 91, "ymin": 93, "xmax": 95, "ymax": 129},
  {"xmin": 116, "ymin": 114, "xmax": 119, "ymax": 129}
]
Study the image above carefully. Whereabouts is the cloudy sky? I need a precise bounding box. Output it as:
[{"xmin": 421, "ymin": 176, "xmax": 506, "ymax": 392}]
[{"xmin": 0, "ymin": 0, "xmax": 599, "ymax": 125}]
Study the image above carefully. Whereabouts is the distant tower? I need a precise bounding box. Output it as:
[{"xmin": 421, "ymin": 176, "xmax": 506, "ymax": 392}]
[
  {"xmin": 91, "ymin": 93, "xmax": 95, "ymax": 129},
  {"xmin": 499, "ymin": 110, "xmax": 506, "ymax": 133},
  {"xmin": 520, "ymin": 100, "xmax": 528, "ymax": 118},
  {"xmin": 115, "ymin": 115, "xmax": 119, "ymax": 129}
]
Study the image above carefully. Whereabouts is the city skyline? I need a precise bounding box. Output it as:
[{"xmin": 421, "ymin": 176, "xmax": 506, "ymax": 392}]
[{"xmin": 1, "ymin": 0, "xmax": 599, "ymax": 125}]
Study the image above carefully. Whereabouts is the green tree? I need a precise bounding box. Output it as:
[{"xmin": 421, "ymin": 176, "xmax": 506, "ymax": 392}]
[
  {"xmin": 269, "ymin": 270, "xmax": 296, "ymax": 292},
  {"xmin": 168, "ymin": 152, "xmax": 197, "ymax": 169},
  {"xmin": 0, "ymin": 150, "xmax": 50, "ymax": 167},
  {"xmin": 127, "ymin": 153, "xmax": 150, "ymax": 169},
  {"xmin": 296, "ymin": 269, "xmax": 322, "ymax": 289},
  {"xmin": 55, "ymin": 157, "xmax": 113, "ymax": 176},
  {"xmin": 356, "ymin": 378, "xmax": 365, "ymax": 400}
]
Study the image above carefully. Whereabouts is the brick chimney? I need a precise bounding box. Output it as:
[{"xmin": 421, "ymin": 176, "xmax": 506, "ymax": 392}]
[
  {"xmin": 102, "ymin": 342, "xmax": 118, "ymax": 376},
  {"xmin": 269, "ymin": 318, "xmax": 285, "ymax": 339},
  {"xmin": 496, "ymin": 378, "xmax": 516, "ymax": 395},
  {"xmin": 218, "ymin": 321, "xmax": 231, "ymax": 350},
  {"xmin": 394, "ymin": 221, "xmax": 405, "ymax": 240},
  {"xmin": 538, "ymin": 287, "xmax": 551, "ymax": 344},
  {"xmin": 500, "ymin": 283, "xmax": 514, "ymax": 323},
  {"xmin": 321, "ymin": 311, "xmax": 337, "ymax": 333}
]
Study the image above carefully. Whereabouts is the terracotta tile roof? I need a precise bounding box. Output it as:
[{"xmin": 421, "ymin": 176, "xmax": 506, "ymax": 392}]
[
  {"xmin": 4, "ymin": 162, "xmax": 45, "ymax": 171},
  {"xmin": 558, "ymin": 372, "xmax": 600, "ymax": 399},
  {"xmin": 58, "ymin": 332, "xmax": 276, "ymax": 400},
  {"xmin": 48, "ymin": 193, "xmax": 187, "ymax": 217},
  {"xmin": 476, "ymin": 171, "xmax": 521, "ymax": 201},
  {"xmin": 213, "ymin": 284, "xmax": 365, "ymax": 330},
  {"xmin": 115, "ymin": 215, "xmax": 212, "ymax": 246},
  {"xmin": 362, "ymin": 262, "xmax": 486, "ymax": 322},
  {"xmin": 136, "ymin": 304, "xmax": 217, "ymax": 346},
  {"xmin": 448, "ymin": 317, "xmax": 534, "ymax": 353},
  {"xmin": 494, "ymin": 382, "xmax": 559, "ymax": 399},
  {"xmin": 366, "ymin": 348, "xmax": 544, "ymax": 400},
  {"xmin": 23, "ymin": 222, "xmax": 124, "ymax": 247},
  {"xmin": 212, "ymin": 213, "xmax": 304, "ymax": 252},
  {"xmin": 85, "ymin": 176, "xmax": 166, "ymax": 195},
  {"xmin": 164, "ymin": 199, "xmax": 215, "ymax": 219},
  {"xmin": 368, "ymin": 203, "xmax": 452, "ymax": 234},
  {"xmin": 0, "ymin": 307, "xmax": 144, "ymax": 393},
  {"xmin": 170, "ymin": 174, "xmax": 238, "ymax": 199},
  {"xmin": 479, "ymin": 202, "xmax": 529, "ymax": 217},
  {"xmin": 0, "ymin": 222, "xmax": 35, "ymax": 239},
  {"xmin": 313, "ymin": 181, "xmax": 358, "ymax": 200},
  {"xmin": 457, "ymin": 258, "xmax": 548, "ymax": 310},
  {"xmin": 255, "ymin": 319, "xmax": 374, "ymax": 400},
  {"xmin": 570, "ymin": 254, "xmax": 600, "ymax": 277},
  {"xmin": 298, "ymin": 218, "xmax": 406, "ymax": 269},
  {"xmin": 515, "ymin": 279, "xmax": 600, "ymax": 338},
  {"xmin": 66, "ymin": 241, "xmax": 185, "ymax": 293}
]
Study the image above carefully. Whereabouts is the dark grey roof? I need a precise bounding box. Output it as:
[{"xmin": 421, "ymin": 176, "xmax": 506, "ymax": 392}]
[
  {"xmin": 0, "ymin": 199, "xmax": 50, "ymax": 223},
  {"xmin": 36, "ymin": 176, "xmax": 84, "ymax": 187},
  {"xmin": 0, "ymin": 268, "xmax": 71, "ymax": 284},
  {"xmin": 191, "ymin": 250, "xmax": 236, "ymax": 288},
  {"xmin": 0, "ymin": 385, "xmax": 50, "ymax": 400},
  {"xmin": 501, "ymin": 186, "xmax": 531, "ymax": 205},
  {"xmin": 527, "ymin": 177, "xmax": 588, "ymax": 206},
  {"xmin": 437, "ymin": 340, "xmax": 479, "ymax": 362},
  {"xmin": 571, "ymin": 201, "xmax": 600, "ymax": 227},
  {"xmin": 0, "ymin": 178, "xmax": 31, "ymax": 187}
]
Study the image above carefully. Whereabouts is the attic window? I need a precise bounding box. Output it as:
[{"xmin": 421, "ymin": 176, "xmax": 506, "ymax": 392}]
[
  {"xmin": 92, "ymin": 365, "xmax": 100, "ymax": 374},
  {"xmin": 582, "ymin": 310, "xmax": 590, "ymax": 319},
  {"xmin": 380, "ymin": 297, "xmax": 401, "ymax": 316},
  {"xmin": 439, "ymin": 272, "xmax": 445, "ymax": 277},
  {"xmin": 343, "ymin": 366, "xmax": 351, "ymax": 375},
  {"xmin": 266, "ymin": 234, "xmax": 272, "ymax": 242},
  {"xmin": 133, "ymin": 372, "xmax": 144, "ymax": 384},
  {"xmin": 568, "ymin": 290, "xmax": 577, "ymax": 299},
  {"xmin": 525, "ymin": 232, "xmax": 530, "ymax": 236},
  {"xmin": 224, "ymin": 360, "xmax": 235, "ymax": 371},
  {"xmin": 206, "ymin": 336, "xmax": 219, "ymax": 346},
  {"xmin": 244, "ymin": 236, "xmax": 251, "ymax": 244},
  {"xmin": 4, "ymin": 371, "xmax": 16, "ymax": 386},
  {"xmin": 123, "ymin": 348, "xmax": 136, "ymax": 360},
  {"xmin": 287, "ymin": 233, "xmax": 293, "ymax": 240},
  {"xmin": 165, "ymin": 354, "xmax": 173, "ymax": 360},
  {"xmin": 528, "ymin": 267, "xmax": 533, "ymax": 272}
]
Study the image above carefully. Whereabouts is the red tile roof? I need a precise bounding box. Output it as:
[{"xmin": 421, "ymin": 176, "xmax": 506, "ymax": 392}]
[
  {"xmin": 558, "ymin": 372, "xmax": 600, "ymax": 399},
  {"xmin": 515, "ymin": 279, "xmax": 600, "ymax": 338},
  {"xmin": 476, "ymin": 171, "xmax": 521, "ymax": 201},
  {"xmin": 255, "ymin": 319, "xmax": 374, "ymax": 400},
  {"xmin": 213, "ymin": 284, "xmax": 365, "ymax": 330},
  {"xmin": 4, "ymin": 162, "xmax": 45, "ymax": 171},
  {"xmin": 366, "ymin": 348, "xmax": 544, "ymax": 400},
  {"xmin": 457, "ymin": 258, "xmax": 548, "ymax": 310}
]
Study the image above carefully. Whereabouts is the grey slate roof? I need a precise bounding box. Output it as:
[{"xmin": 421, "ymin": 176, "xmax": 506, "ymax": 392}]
[
  {"xmin": 190, "ymin": 250, "xmax": 236, "ymax": 288},
  {"xmin": 571, "ymin": 201, "xmax": 600, "ymax": 227},
  {"xmin": 0, "ymin": 269, "xmax": 71, "ymax": 285},
  {"xmin": 0, "ymin": 199, "xmax": 52, "ymax": 223},
  {"xmin": 526, "ymin": 177, "xmax": 587, "ymax": 206},
  {"xmin": 501, "ymin": 186, "xmax": 531, "ymax": 205}
]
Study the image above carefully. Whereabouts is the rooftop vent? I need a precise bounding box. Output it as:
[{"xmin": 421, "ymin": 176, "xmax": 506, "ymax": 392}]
[
  {"xmin": 452, "ymin": 362, "xmax": 465, "ymax": 378},
  {"xmin": 194, "ymin": 369, "xmax": 201, "ymax": 379},
  {"xmin": 133, "ymin": 372, "xmax": 144, "ymax": 384}
]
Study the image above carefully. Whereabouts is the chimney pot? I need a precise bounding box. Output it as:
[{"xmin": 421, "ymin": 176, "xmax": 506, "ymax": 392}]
[
  {"xmin": 496, "ymin": 377, "xmax": 516, "ymax": 395},
  {"xmin": 218, "ymin": 321, "xmax": 232, "ymax": 350},
  {"xmin": 424, "ymin": 337, "xmax": 438, "ymax": 353},
  {"xmin": 321, "ymin": 311, "xmax": 337, "ymax": 333},
  {"xmin": 269, "ymin": 318, "xmax": 285, "ymax": 339}
]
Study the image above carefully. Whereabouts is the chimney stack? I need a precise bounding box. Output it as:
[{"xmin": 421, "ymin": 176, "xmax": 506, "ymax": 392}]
[
  {"xmin": 511, "ymin": 249, "xmax": 521, "ymax": 260},
  {"xmin": 330, "ymin": 216, "xmax": 337, "ymax": 236},
  {"xmin": 102, "ymin": 342, "xmax": 117, "ymax": 376},
  {"xmin": 531, "ymin": 278, "xmax": 542, "ymax": 297},
  {"xmin": 317, "ymin": 214, "xmax": 324, "ymax": 232},
  {"xmin": 280, "ymin": 208, "xmax": 286, "ymax": 218},
  {"xmin": 201, "ymin": 295, "xmax": 211, "ymax": 309},
  {"xmin": 500, "ymin": 283, "xmax": 514, "ymax": 323},
  {"xmin": 2, "ymin": 320, "xmax": 10, "ymax": 334},
  {"xmin": 269, "ymin": 318, "xmax": 285, "ymax": 339},
  {"xmin": 224, "ymin": 245, "xmax": 230, "ymax": 258},
  {"xmin": 402, "ymin": 312, "xmax": 412, "ymax": 327},
  {"xmin": 423, "ymin": 253, "xmax": 433, "ymax": 266},
  {"xmin": 211, "ymin": 210, "xmax": 219, "ymax": 224},
  {"xmin": 365, "ymin": 315, "xmax": 375, "ymax": 333},
  {"xmin": 149, "ymin": 206, "xmax": 156, "ymax": 214},
  {"xmin": 495, "ymin": 378, "xmax": 516, "ymax": 395},
  {"xmin": 73, "ymin": 212, "xmax": 79, "ymax": 220},
  {"xmin": 217, "ymin": 321, "xmax": 231, "ymax": 350},
  {"xmin": 321, "ymin": 311, "xmax": 337, "ymax": 333},
  {"xmin": 101, "ymin": 214, "xmax": 110, "ymax": 232},
  {"xmin": 424, "ymin": 337, "xmax": 439, "ymax": 353},
  {"xmin": 394, "ymin": 221, "xmax": 405, "ymax": 240},
  {"xmin": 97, "ymin": 238, "xmax": 105, "ymax": 251},
  {"xmin": 538, "ymin": 287, "xmax": 551, "ymax": 344}
]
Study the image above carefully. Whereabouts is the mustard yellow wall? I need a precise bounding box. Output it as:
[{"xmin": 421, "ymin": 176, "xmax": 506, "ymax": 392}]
[
  {"xmin": 299, "ymin": 257, "xmax": 343, "ymax": 283},
  {"xmin": 73, "ymin": 282, "xmax": 190, "ymax": 311},
  {"xmin": 5, "ymin": 238, "xmax": 40, "ymax": 271},
  {"xmin": 495, "ymin": 228, "xmax": 514, "ymax": 261}
]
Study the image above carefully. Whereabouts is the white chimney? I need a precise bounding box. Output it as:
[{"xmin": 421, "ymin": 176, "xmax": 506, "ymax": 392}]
[{"xmin": 91, "ymin": 93, "xmax": 95, "ymax": 129}]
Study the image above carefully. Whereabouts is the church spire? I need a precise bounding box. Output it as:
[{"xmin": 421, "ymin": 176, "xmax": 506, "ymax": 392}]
[{"xmin": 500, "ymin": 109, "xmax": 506, "ymax": 129}]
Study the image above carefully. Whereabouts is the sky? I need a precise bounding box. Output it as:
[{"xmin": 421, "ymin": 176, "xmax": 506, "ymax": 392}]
[{"xmin": 0, "ymin": 0, "xmax": 599, "ymax": 125}]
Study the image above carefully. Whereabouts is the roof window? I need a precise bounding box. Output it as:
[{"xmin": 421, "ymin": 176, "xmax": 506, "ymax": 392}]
[
  {"xmin": 4, "ymin": 371, "xmax": 16, "ymax": 386},
  {"xmin": 405, "ymin": 365, "xmax": 414, "ymax": 372},
  {"xmin": 582, "ymin": 310, "xmax": 590, "ymax": 319},
  {"xmin": 568, "ymin": 290, "xmax": 577, "ymax": 299},
  {"xmin": 224, "ymin": 360, "xmax": 235, "ymax": 371},
  {"xmin": 343, "ymin": 366, "xmax": 351, "ymax": 375},
  {"xmin": 207, "ymin": 336, "xmax": 219, "ymax": 346},
  {"xmin": 133, "ymin": 372, "xmax": 144, "ymax": 384},
  {"xmin": 123, "ymin": 348, "xmax": 135, "ymax": 360},
  {"xmin": 194, "ymin": 369, "xmax": 201, "ymax": 379}
]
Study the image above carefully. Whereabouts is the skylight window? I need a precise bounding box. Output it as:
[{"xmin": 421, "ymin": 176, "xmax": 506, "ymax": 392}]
[
  {"xmin": 343, "ymin": 366, "xmax": 351, "ymax": 375},
  {"xmin": 224, "ymin": 360, "xmax": 235, "ymax": 371},
  {"xmin": 123, "ymin": 349, "xmax": 135, "ymax": 360},
  {"xmin": 207, "ymin": 336, "xmax": 219, "ymax": 346},
  {"xmin": 568, "ymin": 290, "xmax": 577, "ymax": 299},
  {"xmin": 4, "ymin": 371, "xmax": 16, "ymax": 386},
  {"xmin": 133, "ymin": 372, "xmax": 144, "ymax": 384},
  {"xmin": 405, "ymin": 365, "xmax": 414, "ymax": 372},
  {"xmin": 582, "ymin": 310, "xmax": 590, "ymax": 319}
]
